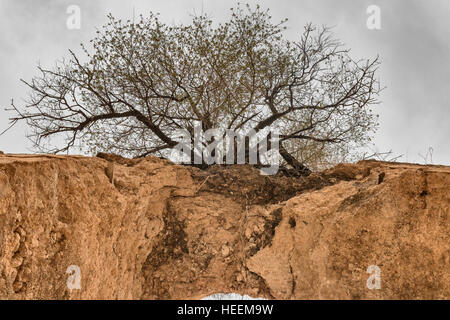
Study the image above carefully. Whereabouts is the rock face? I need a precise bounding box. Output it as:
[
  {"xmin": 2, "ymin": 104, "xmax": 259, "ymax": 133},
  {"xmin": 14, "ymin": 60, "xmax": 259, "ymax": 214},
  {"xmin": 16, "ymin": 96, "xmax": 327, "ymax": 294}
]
[{"xmin": 0, "ymin": 154, "xmax": 448, "ymax": 299}]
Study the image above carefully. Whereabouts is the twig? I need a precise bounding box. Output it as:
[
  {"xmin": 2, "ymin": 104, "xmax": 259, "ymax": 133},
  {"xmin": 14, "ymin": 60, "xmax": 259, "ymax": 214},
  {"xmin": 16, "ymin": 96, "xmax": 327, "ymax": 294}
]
[{"xmin": 194, "ymin": 175, "xmax": 212, "ymax": 194}]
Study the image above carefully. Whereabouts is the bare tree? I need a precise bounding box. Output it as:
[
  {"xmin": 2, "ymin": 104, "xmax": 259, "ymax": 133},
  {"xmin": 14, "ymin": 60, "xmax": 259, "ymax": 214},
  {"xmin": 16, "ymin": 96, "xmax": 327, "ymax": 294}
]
[{"xmin": 5, "ymin": 4, "xmax": 381, "ymax": 173}]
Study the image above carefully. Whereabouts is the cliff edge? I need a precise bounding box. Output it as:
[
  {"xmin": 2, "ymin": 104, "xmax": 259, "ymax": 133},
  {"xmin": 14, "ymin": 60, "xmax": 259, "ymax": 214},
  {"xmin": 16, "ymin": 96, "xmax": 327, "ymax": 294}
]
[{"xmin": 0, "ymin": 154, "xmax": 448, "ymax": 299}]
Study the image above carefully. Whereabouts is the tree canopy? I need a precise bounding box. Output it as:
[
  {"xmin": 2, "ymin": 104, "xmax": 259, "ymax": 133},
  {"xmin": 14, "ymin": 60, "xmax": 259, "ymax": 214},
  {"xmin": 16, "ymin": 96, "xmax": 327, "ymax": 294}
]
[{"xmin": 7, "ymin": 4, "xmax": 381, "ymax": 172}]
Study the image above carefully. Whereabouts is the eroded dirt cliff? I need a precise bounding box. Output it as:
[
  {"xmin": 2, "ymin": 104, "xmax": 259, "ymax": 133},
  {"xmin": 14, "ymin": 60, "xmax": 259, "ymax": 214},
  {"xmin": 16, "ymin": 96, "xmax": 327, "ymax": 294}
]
[{"xmin": 0, "ymin": 154, "xmax": 448, "ymax": 299}]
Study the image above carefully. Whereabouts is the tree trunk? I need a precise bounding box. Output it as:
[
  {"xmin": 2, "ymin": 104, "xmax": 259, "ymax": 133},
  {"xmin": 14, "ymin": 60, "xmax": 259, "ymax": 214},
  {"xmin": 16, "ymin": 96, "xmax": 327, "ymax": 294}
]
[{"xmin": 278, "ymin": 142, "xmax": 311, "ymax": 176}]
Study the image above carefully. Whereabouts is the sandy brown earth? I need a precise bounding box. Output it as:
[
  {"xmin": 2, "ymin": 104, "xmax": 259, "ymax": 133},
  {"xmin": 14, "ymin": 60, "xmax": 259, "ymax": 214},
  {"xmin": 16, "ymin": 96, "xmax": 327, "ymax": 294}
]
[{"xmin": 0, "ymin": 153, "xmax": 448, "ymax": 299}]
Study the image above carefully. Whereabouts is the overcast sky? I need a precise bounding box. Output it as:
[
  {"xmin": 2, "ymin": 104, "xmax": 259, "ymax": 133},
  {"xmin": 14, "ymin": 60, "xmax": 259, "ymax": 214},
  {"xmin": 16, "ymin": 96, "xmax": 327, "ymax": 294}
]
[{"xmin": 0, "ymin": 0, "xmax": 449, "ymax": 165}]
